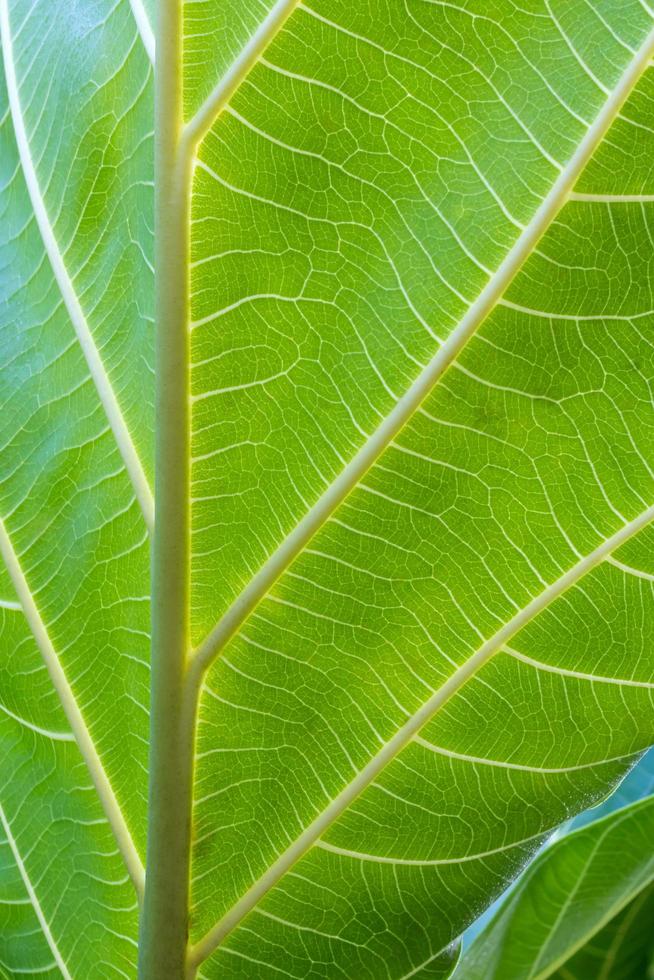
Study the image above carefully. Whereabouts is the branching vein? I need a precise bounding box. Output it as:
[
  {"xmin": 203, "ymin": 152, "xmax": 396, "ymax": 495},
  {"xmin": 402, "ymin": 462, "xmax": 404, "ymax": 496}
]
[{"xmin": 191, "ymin": 26, "xmax": 654, "ymax": 676}]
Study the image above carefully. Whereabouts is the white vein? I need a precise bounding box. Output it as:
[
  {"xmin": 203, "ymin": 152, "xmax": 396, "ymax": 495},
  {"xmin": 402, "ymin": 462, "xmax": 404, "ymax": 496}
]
[
  {"xmin": 0, "ymin": 598, "xmax": 20, "ymax": 611},
  {"xmin": 0, "ymin": 700, "xmax": 74, "ymax": 742},
  {"xmin": 570, "ymin": 191, "xmax": 654, "ymax": 201},
  {"xmin": 499, "ymin": 298, "xmax": 654, "ymax": 320},
  {"xmin": 315, "ymin": 828, "xmax": 547, "ymax": 866},
  {"xmin": 606, "ymin": 555, "xmax": 654, "ymax": 581},
  {"xmin": 128, "ymin": 0, "xmax": 155, "ymax": 65},
  {"xmin": 505, "ymin": 646, "xmax": 654, "ymax": 688},
  {"xmin": 413, "ymin": 737, "xmax": 637, "ymax": 775}
]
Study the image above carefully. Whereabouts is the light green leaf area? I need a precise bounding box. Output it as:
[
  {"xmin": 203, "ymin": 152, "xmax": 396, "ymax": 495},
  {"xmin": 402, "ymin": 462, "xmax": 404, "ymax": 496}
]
[
  {"xmin": 0, "ymin": 0, "xmax": 153, "ymax": 972},
  {"xmin": 183, "ymin": 0, "xmax": 279, "ymax": 118},
  {"xmin": 457, "ymin": 796, "xmax": 654, "ymax": 980},
  {"xmin": 187, "ymin": 0, "xmax": 654, "ymax": 976}
]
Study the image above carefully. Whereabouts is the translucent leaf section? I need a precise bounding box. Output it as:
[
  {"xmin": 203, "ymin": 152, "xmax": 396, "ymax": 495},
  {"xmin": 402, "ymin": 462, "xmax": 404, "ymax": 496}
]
[
  {"xmin": 186, "ymin": 2, "xmax": 654, "ymax": 976},
  {"xmin": 0, "ymin": 605, "xmax": 139, "ymax": 978},
  {"xmin": 183, "ymin": 0, "xmax": 281, "ymax": 117},
  {"xmin": 3, "ymin": 0, "xmax": 654, "ymax": 975},
  {"xmin": 189, "ymin": 0, "xmax": 652, "ymax": 638},
  {"xmin": 0, "ymin": 0, "xmax": 153, "ymax": 971}
]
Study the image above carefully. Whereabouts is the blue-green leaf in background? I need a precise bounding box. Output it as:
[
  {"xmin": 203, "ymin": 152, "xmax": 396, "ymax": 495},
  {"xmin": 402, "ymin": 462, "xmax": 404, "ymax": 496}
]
[
  {"xmin": 463, "ymin": 747, "xmax": 654, "ymax": 949},
  {"xmin": 549, "ymin": 883, "xmax": 654, "ymax": 980}
]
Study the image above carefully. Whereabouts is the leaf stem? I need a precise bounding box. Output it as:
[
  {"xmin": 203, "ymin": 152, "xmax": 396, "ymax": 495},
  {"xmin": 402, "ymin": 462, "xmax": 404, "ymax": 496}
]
[{"xmin": 138, "ymin": 1, "xmax": 194, "ymax": 975}]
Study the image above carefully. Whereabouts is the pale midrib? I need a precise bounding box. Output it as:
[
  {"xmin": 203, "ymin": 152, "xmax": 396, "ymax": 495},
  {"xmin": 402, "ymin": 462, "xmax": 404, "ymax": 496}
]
[
  {"xmin": 129, "ymin": 0, "xmax": 155, "ymax": 65},
  {"xmin": 0, "ymin": 802, "xmax": 73, "ymax": 980},
  {"xmin": 131, "ymin": 3, "xmax": 320, "ymax": 973},
  {"xmin": 0, "ymin": 0, "xmax": 155, "ymax": 534},
  {"xmin": 192, "ymin": 26, "xmax": 654, "ymax": 674},
  {"xmin": 0, "ymin": 518, "xmax": 145, "ymax": 898},
  {"xmin": 189, "ymin": 501, "xmax": 654, "ymax": 967}
]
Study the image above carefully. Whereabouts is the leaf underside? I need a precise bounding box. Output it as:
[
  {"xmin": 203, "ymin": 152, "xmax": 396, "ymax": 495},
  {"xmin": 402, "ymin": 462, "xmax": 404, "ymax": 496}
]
[{"xmin": 1, "ymin": 0, "xmax": 654, "ymax": 977}]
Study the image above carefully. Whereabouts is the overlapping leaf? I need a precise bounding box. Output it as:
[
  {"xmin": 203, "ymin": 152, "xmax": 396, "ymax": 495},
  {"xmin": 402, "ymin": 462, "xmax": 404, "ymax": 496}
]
[
  {"xmin": 457, "ymin": 796, "xmax": 654, "ymax": 979},
  {"xmin": 549, "ymin": 884, "xmax": 654, "ymax": 979}
]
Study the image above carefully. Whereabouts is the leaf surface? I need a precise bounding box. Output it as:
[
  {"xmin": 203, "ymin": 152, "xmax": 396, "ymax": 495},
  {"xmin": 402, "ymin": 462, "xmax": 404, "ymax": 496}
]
[
  {"xmin": 186, "ymin": 3, "xmax": 654, "ymax": 974},
  {"xmin": 1, "ymin": 1, "xmax": 654, "ymax": 977}
]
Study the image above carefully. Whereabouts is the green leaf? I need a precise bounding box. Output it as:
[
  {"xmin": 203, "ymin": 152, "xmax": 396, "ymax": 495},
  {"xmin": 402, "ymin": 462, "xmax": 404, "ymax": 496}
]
[
  {"xmin": 462, "ymin": 748, "xmax": 654, "ymax": 949},
  {"xmin": 1, "ymin": 1, "xmax": 654, "ymax": 977},
  {"xmin": 550, "ymin": 884, "xmax": 654, "ymax": 980},
  {"xmin": 0, "ymin": 0, "xmax": 152, "ymax": 973},
  {"xmin": 457, "ymin": 796, "xmax": 654, "ymax": 980}
]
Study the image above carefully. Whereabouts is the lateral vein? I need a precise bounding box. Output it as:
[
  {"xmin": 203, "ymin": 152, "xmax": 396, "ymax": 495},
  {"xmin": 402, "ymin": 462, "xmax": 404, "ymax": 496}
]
[
  {"xmin": 0, "ymin": 699, "xmax": 75, "ymax": 742},
  {"xmin": 0, "ymin": 518, "xmax": 145, "ymax": 899},
  {"xmin": 192, "ymin": 26, "xmax": 654, "ymax": 676},
  {"xmin": 0, "ymin": 0, "xmax": 155, "ymax": 534},
  {"xmin": 569, "ymin": 191, "xmax": 654, "ymax": 202},
  {"xmin": 504, "ymin": 646, "xmax": 654, "ymax": 687},
  {"xmin": 189, "ymin": 501, "xmax": 654, "ymax": 966},
  {"xmin": 182, "ymin": 0, "xmax": 301, "ymax": 152},
  {"xmin": 0, "ymin": 802, "xmax": 73, "ymax": 980}
]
